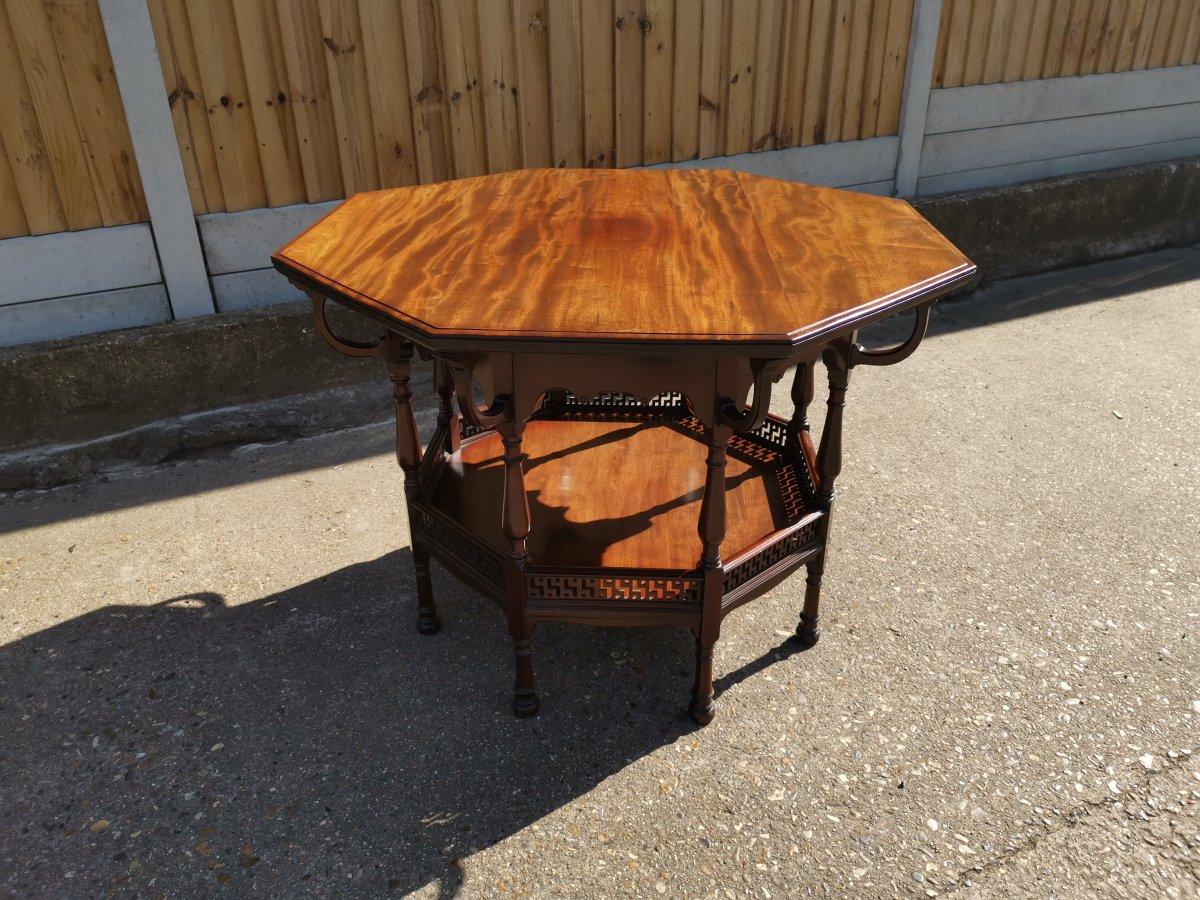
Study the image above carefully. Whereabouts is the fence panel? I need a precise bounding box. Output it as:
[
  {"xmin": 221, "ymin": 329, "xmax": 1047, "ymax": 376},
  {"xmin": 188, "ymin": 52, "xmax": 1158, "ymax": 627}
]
[
  {"xmin": 0, "ymin": 0, "xmax": 147, "ymax": 239},
  {"xmin": 934, "ymin": 0, "xmax": 1200, "ymax": 88},
  {"xmin": 150, "ymin": 0, "xmax": 914, "ymax": 212}
]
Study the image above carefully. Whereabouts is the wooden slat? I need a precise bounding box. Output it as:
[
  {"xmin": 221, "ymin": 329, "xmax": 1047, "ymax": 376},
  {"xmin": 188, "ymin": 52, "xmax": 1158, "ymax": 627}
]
[
  {"xmin": 1021, "ymin": 0, "xmax": 1056, "ymax": 79},
  {"xmin": 358, "ymin": 0, "xmax": 419, "ymax": 188},
  {"xmin": 1058, "ymin": 0, "xmax": 1094, "ymax": 77},
  {"xmin": 276, "ymin": 0, "xmax": 344, "ymax": 200},
  {"xmin": 723, "ymin": 0, "xmax": 758, "ymax": 155},
  {"xmin": 148, "ymin": 0, "xmax": 208, "ymax": 212},
  {"xmin": 477, "ymin": 0, "xmax": 522, "ymax": 171},
  {"xmin": 776, "ymin": 0, "xmax": 813, "ymax": 147},
  {"xmin": 0, "ymin": 3, "xmax": 67, "ymax": 234},
  {"xmin": 822, "ymin": 0, "xmax": 852, "ymax": 141},
  {"xmin": 400, "ymin": 0, "xmax": 451, "ymax": 182},
  {"xmin": 0, "ymin": 132, "xmax": 31, "ymax": 239},
  {"xmin": 672, "ymin": 0, "xmax": 702, "ymax": 159},
  {"xmin": 1078, "ymin": 0, "xmax": 1112, "ymax": 75},
  {"xmin": 1130, "ymin": 0, "xmax": 1159, "ymax": 70},
  {"xmin": 931, "ymin": 0, "xmax": 953, "ymax": 87},
  {"xmin": 547, "ymin": 0, "xmax": 583, "ymax": 168},
  {"xmin": 317, "ymin": 0, "xmax": 379, "ymax": 193},
  {"xmin": 7, "ymin": 0, "xmax": 103, "ymax": 229},
  {"xmin": 1094, "ymin": 0, "xmax": 1126, "ymax": 74},
  {"xmin": 440, "ymin": 0, "xmax": 488, "ymax": 177},
  {"xmin": 1112, "ymin": 0, "xmax": 1147, "ymax": 72},
  {"xmin": 231, "ymin": 0, "xmax": 305, "ymax": 206},
  {"xmin": 1001, "ymin": 0, "xmax": 1034, "ymax": 82},
  {"xmin": 698, "ymin": 0, "xmax": 728, "ymax": 157},
  {"xmin": 960, "ymin": 0, "xmax": 993, "ymax": 85},
  {"xmin": 980, "ymin": 0, "xmax": 1011, "ymax": 84},
  {"xmin": 1146, "ymin": 0, "xmax": 1179, "ymax": 69},
  {"xmin": 643, "ymin": 0, "xmax": 674, "ymax": 163},
  {"xmin": 513, "ymin": 0, "xmax": 553, "ymax": 167},
  {"xmin": 1042, "ymin": 0, "xmax": 1073, "ymax": 77},
  {"xmin": 46, "ymin": 0, "xmax": 148, "ymax": 225},
  {"xmin": 1181, "ymin": 3, "xmax": 1200, "ymax": 67},
  {"xmin": 186, "ymin": 0, "xmax": 268, "ymax": 211},
  {"xmin": 800, "ymin": 0, "xmax": 834, "ymax": 144},
  {"xmin": 614, "ymin": 0, "xmax": 645, "ymax": 166},
  {"xmin": 839, "ymin": 0, "xmax": 872, "ymax": 142},
  {"xmin": 940, "ymin": 0, "xmax": 972, "ymax": 87},
  {"xmin": 859, "ymin": 0, "xmax": 891, "ymax": 140},
  {"xmin": 751, "ymin": 0, "xmax": 784, "ymax": 150},
  {"xmin": 1161, "ymin": 1, "xmax": 1191, "ymax": 68},
  {"xmin": 875, "ymin": 0, "xmax": 912, "ymax": 135}
]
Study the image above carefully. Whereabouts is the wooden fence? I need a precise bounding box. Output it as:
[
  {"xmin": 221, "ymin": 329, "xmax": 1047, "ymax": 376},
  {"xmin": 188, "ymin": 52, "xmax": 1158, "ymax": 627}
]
[
  {"xmin": 934, "ymin": 0, "xmax": 1200, "ymax": 87},
  {"xmin": 148, "ymin": 0, "xmax": 916, "ymax": 213},
  {"xmin": 0, "ymin": 0, "xmax": 146, "ymax": 239},
  {"xmin": 2, "ymin": 0, "xmax": 1198, "ymax": 347}
]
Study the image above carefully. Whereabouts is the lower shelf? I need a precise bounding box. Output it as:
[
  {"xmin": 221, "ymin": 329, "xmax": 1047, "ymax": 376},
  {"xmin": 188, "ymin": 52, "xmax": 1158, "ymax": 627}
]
[{"xmin": 424, "ymin": 415, "xmax": 813, "ymax": 574}]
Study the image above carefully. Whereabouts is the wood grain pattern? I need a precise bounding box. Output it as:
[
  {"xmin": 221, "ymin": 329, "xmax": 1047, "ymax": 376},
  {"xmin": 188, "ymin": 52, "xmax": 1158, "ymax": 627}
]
[
  {"xmin": 153, "ymin": 0, "xmax": 916, "ymax": 214},
  {"xmin": 430, "ymin": 418, "xmax": 784, "ymax": 570},
  {"xmin": 935, "ymin": 0, "xmax": 1195, "ymax": 87},
  {"xmin": 0, "ymin": 0, "xmax": 146, "ymax": 237},
  {"xmin": 274, "ymin": 168, "xmax": 975, "ymax": 355}
]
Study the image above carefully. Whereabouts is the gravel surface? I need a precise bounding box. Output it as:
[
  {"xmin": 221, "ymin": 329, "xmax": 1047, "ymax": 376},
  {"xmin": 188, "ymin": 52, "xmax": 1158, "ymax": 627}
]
[{"xmin": 2, "ymin": 247, "xmax": 1198, "ymax": 898}]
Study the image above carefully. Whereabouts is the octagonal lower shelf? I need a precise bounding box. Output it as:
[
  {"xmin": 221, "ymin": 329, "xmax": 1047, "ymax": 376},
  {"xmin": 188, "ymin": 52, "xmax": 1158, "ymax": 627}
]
[{"xmin": 409, "ymin": 405, "xmax": 825, "ymax": 622}]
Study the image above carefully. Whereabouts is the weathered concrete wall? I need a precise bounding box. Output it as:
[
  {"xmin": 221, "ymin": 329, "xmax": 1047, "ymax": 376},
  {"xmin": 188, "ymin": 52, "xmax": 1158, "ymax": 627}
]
[{"xmin": 3, "ymin": 156, "xmax": 1197, "ymax": 490}]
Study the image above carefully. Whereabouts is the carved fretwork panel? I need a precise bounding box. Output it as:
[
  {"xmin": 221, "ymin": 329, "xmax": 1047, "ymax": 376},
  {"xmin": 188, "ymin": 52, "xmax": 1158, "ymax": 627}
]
[
  {"xmin": 723, "ymin": 521, "xmax": 820, "ymax": 595},
  {"xmin": 526, "ymin": 573, "xmax": 701, "ymax": 604},
  {"xmin": 410, "ymin": 506, "xmax": 505, "ymax": 598}
]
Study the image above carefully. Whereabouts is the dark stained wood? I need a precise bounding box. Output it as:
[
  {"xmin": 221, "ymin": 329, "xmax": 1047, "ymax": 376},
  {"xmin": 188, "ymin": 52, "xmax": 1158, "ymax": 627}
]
[
  {"xmin": 286, "ymin": 169, "xmax": 974, "ymax": 724},
  {"xmin": 274, "ymin": 168, "xmax": 975, "ymax": 356},
  {"xmin": 428, "ymin": 419, "xmax": 790, "ymax": 572}
]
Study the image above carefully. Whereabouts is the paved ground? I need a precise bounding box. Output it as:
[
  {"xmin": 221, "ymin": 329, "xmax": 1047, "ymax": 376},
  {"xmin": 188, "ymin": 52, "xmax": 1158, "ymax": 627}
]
[{"xmin": 2, "ymin": 246, "xmax": 1198, "ymax": 898}]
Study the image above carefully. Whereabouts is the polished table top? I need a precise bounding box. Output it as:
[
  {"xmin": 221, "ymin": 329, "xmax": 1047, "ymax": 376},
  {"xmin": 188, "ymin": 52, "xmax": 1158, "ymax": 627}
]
[{"xmin": 272, "ymin": 168, "xmax": 975, "ymax": 358}]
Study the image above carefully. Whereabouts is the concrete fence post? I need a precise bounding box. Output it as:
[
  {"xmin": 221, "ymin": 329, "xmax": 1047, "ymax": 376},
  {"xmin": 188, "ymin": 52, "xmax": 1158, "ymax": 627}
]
[
  {"xmin": 99, "ymin": 0, "xmax": 216, "ymax": 319},
  {"xmin": 894, "ymin": 0, "xmax": 943, "ymax": 199}
]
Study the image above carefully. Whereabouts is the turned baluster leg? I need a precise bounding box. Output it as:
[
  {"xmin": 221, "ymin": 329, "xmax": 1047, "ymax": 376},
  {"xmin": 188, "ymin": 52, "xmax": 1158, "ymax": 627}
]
[
  {"xmin": 434, "ymin": 359, "xmax": 461, "ymax": 453},
  {"xmin": 690, "ymin": 423, "xmax": 732, "ymax": 725},
  {"xmin": 786, "ymin": 360, "xmax": 818, "ymax": 474},
  {"xmin": 798, "ymin": 342, "xmax": 853, "ymax": 647},
  {"xmin": 497, "ymin": 420, "xmax": 539, "ymax": 717},
  {"xmin": 387, "ymin": 334, "xmax": 441, "ymax": 636}
]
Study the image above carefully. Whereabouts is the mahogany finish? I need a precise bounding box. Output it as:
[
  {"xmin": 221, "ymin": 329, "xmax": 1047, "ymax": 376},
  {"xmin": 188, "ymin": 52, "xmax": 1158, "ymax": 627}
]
[{"xmin": 273, "ymin": 168, "xmax": 976, "ymax": 724}]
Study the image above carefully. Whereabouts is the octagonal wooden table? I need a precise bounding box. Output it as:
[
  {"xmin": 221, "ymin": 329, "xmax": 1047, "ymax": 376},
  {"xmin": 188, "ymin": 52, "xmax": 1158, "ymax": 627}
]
[{"xmin": 273, "ymin": 168, "xmax": 976, "ymax": 724}]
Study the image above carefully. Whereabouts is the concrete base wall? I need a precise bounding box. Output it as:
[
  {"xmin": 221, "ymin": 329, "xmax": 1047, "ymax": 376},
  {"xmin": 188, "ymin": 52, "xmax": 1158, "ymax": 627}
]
[{"xmin": 4, "ymin": 156, "xmax": 1198, "ymax": 490}]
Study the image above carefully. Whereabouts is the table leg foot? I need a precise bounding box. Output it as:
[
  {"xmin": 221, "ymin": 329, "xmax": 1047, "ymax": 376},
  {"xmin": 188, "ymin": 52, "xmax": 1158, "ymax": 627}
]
[
  {"xmin": 511, "ymin": 636, "xmax": 539, "ymax": 717},
  {"xmin": 688, "ymin": 696, "xmax": 716, "ymax": 726},
  {"xmin": 412, "ymin": 548, "xmax": 441, "ymax": 635},
  {"xmin": 794, "ymin": 615, "xmax": 821, "ymax": 648}
]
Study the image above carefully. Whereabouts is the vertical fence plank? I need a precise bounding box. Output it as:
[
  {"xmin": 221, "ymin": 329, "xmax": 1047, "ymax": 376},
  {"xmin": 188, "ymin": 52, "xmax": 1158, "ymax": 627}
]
[
  {"xmin": 614, "ymin": 0, "xmax": 645, "ymax": 166},
  {"xmin": 1041, "ymin": 0, "xmax": 1073, "ymax": 77},
  {"xmin": 823, "ymin": 0, "xmax": 852, "ymax": 141},
  {"xmin": 580, "ymin": 0, "xmax": 614, "ymax": 167},
  {"xmin": 1058, "ymin": 0, "xmax": 1093, "ymax": 77},
  {"xmin": 186, "ymin": 0, "xmax": 267, "ymax": 211},
  {"xmin": 723, "ymin": 0, "xmax": 758, "ymax": 155},
  {"xmin": 1021, "ymin": 0, "xmax": 1055, "ymax": 78},
  {"xmin": 276, "ymin": 0, "xmax": 344, "ymax": 200},
  {"xmin": 960, "ymin": 0, "xmax": 992, "ymax": 84},
  {"xmin": 401, "ymin": 0, "xmax": 451, "ymax": 182},
  {"xmin": 940, "ymin": 0, "xmax": 970, "ymax": 87},
  {"xmin": 513, "ymin": 0, "xmax": 553, "ymax": 167},
  {"xmin": 840, "ymin": 0, "xmax": 873, "ymax": 141},
  {"xmin": 751, "ymin": 0, "xmax": 785, "ymax": 149},
  {"xmin": 875, "ymin": 0, "xmax": 912, "ymax": 135},
  {"xmin": 1130, "ymin": 0, "xmax": 1159, "ymax": 69},
  {"xmin": 477, "ymin": 0, "xmax": 522, "ymax": 171},
  {"xmin": 7, "ymin": 0, "xmax": 104, "ymax": 229},
  {"xmin": 776, "ymin": 0, "xmax": 813, "ymax": 147},
  {"xmin": 672, "ymin": 0, "xmax": 701, "ymax": 159},
  {"xmin": 231, "ymin": 0, "xmax": 305, "ymax": 206},
  {"xmin": 800, "ymin": 0, "xmax": 833, "ymax": 144},
  {"xmin": 697, "ymin": 0, "xmax": 727, "ymax": 157},
  {"xmin": 0, "ymin": 4, "xmax": 67, "ymax": 234},
  {"xmin": 358, "ymin": 0, "xmax": 419, "ymax": 188},
  {"xmin": 1180, "ymin": 3, "xmax": 1200, "ymax": 67},
  {"xmin": 0, "ymin": 135, "xmax": 30, "ymax": 238},
  {"xmin": 1112, "ymin": 0, "xmax": 1146, "ymax": 72},
  {"xmin": 980, "ymin": 0, "xmax": 1011, "ymax": 83},
  {"xmin": 547, "ymin": 0, "xmax": 584, "ymax": 168},
  {"xmin": 318, "ymin": 0, "xmax": 379, "ymax": 192},
  {"xmin": 643, "ymin": 0, "xmax": 674, "ymax": 163},
  {"xmin": 859, "ymin": 0, "xmax": 891, "ymax": 140},
  {"xmin": 47, "ymin": 0, "xmax": 148, "ymax": 225},
  {"xmin": 1002, "ymin": 0, "xmax": 1034, "ymax": 82},
  {"xmin": 441, "ymin": 0, "xmax": 488, "ymax": 177}
]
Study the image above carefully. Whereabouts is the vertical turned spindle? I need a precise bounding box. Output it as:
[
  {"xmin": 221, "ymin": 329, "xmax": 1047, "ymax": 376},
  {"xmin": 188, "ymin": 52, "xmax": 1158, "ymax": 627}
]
[
  {"xmin": 497, "ymin": 419, "xmax": 539, "ymax": 717},
  {"xmin": 434, "ymin": 359, "xmax": 460, "ymax": 452},
  {"xmin": 691, "ymin": 422, "xmax": 732, "ymax": 725},
  {"xmin": 387, "ymin": 333, "xmax": 440, "ymax": 635},
  {"xmin": 786, "ymin": 360, "xmax": 817, "ymax": 472}
]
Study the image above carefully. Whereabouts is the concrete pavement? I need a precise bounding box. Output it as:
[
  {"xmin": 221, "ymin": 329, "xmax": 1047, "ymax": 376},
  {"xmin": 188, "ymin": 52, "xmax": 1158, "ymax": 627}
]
[{"xmin": 2, "ymin": 247, "xmax": 1198, "ymax": 897}]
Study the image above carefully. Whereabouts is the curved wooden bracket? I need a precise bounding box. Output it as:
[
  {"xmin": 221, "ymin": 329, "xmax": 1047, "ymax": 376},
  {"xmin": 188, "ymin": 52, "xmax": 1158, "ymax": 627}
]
[
  {"xmin": 847, "ymin": 301, "xmax": 932, "ymax": 368},
  {"xmin": 450, "ymin": 362, "xmax": 509, "ymax": 429},
  {"xmin": 718, "ymin": 359, "xmax": 790, "ymax": 431},
  {"xmin": 310, "ymin": 294, "xmax": 385, "ymax": 358}
]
